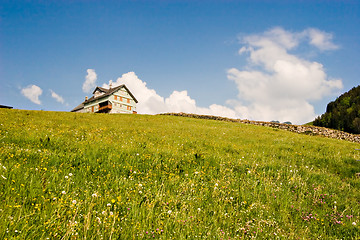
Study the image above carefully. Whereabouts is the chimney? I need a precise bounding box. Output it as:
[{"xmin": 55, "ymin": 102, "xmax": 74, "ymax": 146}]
[
  {"xmin": 109, "ymin": 82, "xmax": 112, "ymax": 89},
  {"xmin": 85, "ymin": 96, "xmax": 88, "ymax": 101}
]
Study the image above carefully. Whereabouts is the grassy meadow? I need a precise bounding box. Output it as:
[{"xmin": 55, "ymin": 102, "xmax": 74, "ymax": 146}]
[{"xmin": 0, "ymin": 109, "xmax": 360, "ymax": 239}]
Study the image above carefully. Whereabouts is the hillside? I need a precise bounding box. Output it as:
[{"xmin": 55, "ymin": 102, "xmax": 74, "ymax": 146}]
[
  {"xmin": 162, "ymin": 112, "xmax": 360, "ymax": 143},
  {"xmin": 0, "ymin": 109, "xmax": 360, "ymax": 239},
  {"xmin": 314, "ymin": 85, "xmax": 360, "ymax": 134}
]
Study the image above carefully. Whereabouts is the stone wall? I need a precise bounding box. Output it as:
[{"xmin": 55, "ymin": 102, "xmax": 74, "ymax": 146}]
[{"xmin": 161, "ymin": 113, "xmax": 360, "ymax": 143}]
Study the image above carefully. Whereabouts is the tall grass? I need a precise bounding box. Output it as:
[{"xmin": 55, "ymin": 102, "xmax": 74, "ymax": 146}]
[{"xmin": 0, "ymin": 109, "xmax": 359, "ymax": 239}]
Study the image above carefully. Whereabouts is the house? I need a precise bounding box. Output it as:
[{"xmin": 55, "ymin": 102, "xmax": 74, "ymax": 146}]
[{"xmin": 71, "ymin": 84, "xmax": 138, "ymax": 114}]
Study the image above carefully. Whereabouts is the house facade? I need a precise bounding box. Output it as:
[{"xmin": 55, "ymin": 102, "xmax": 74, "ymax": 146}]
[{"xmin": 71, "ymin": 84, "xmax": 138, "ymax": 114}]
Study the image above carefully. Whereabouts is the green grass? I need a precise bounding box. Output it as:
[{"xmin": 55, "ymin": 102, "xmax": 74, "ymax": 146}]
[{"xmin": 0, "ymin": 109, "xmax": 360, "ymax": 239}]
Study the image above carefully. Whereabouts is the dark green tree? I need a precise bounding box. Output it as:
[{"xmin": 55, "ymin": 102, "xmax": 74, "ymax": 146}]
[{"xmin": 313, "ymin": 85, "xmax": 360, "ymax": 134}]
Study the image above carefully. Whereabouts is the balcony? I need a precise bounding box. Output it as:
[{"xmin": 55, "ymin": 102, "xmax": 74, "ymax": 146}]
[{"xmin": 97, "ymin": 104, "xmax": 112, "ymax": 113}]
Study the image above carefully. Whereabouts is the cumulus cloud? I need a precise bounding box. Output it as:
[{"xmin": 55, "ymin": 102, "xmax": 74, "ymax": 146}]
[
  {"xmin": 50, "ymin": 90, "xmax": 65, "ymax": 104},
  {"xmin": 227, "ymin": 27, "xmax": 342, "ymax": 124},
  {"xmin": 82, "ymin": 69, "xmax": 97, "ymax": 93},
  {"xmin": 303, "ymin": 28, "xmax": 339, "ymax": 51},
  {"xmin": 21, "ymin": 85, "xmax": 43, "ymax": 105},
  {"xmin": 94, "ymin": 27, "xmax": 341, "ymax": 124},
  {"xmin": 102, "ymin": 72, "xmax": 238, "ymax": 118}
]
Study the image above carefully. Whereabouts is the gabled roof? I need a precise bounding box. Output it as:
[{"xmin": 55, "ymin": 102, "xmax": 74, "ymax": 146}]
[
  {"xmin": 85, "ymin": 84, "xmax": 138, "ymax": 104},
  {"xmin": 92, "ymin": 86, "xmax": 108, "ymax": 94},
  {"xmin": 71, "ymin": 102, "xmax": 84, "ymax": 112}
]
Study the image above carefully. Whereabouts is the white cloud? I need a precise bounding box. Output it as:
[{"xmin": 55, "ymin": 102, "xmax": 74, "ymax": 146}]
[
  {"xmin": 21, "ymin": 85, "xmax": 43, "ymax": 105},
  {"xmin": 227, "ymin": 27, "xmax": 342, "ymax": 124},
  {"xmin": 94, "ymin": 27, "xmax": 341, "ymax": 125},
  {"xmin": 103, "ymin": 72, "xmax": 166, "ymax": 114},
  {"xmin": 102, "ymin": 72, "xmax": 237, "ymax": 118},
  {"xmin": 50, "ymin": 90, "xmax": 65, "ymax": 104},
  {"xmin": 82, "ymin": 69, "xmax": 97, "ymax": 93},
  {"xmin": 303, "ymin": 28, "xmax": 339, "ymax": 51}
]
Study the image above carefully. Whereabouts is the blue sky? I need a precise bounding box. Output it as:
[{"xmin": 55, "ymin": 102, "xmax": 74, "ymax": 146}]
[{"xmin": 1, "ymin": 0, "xmax": 359, "ymax": 124}]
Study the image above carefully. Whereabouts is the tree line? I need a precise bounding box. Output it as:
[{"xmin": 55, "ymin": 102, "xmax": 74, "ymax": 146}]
[{"xmin": 313, "ymin": 85, "xmax": 360, "ymax": 134}]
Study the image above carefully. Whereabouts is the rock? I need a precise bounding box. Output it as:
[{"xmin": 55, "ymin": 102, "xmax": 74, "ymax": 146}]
[{"xmin": 160, "ymin": 113, "xmax": 360, "ymax": 143}]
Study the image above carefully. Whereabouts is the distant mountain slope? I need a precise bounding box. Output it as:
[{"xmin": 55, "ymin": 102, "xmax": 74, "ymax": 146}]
[{"xmin": 314, "ymin": 85, "xmax": 360, "ymax": 133}]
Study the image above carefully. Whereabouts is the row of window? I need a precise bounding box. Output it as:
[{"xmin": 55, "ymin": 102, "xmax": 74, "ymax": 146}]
[
  {"xmin": 113, "ymin": 103, "xmax": 133, "ymax": 110},
  {"xmin": 114, "ymin": 95, "xmax": 131, "ymax": 103},
  {"xmin": 88, "ymin": 105, "xmax": 132, "ymax": 112}
]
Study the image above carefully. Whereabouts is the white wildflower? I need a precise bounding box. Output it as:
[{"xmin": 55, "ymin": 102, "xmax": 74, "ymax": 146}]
[
  {"xmin": 61, "ymin": 191, "xmax": 66, "ymax": 194},
  {"xmin": 167, "ymin": 210, "xmax": 172, "ymax": 214},
  {"xmin": 107, "ymin": 203, "xmax": 111, "ymax": 207},
  {"xmin": 352, "ymin": 222, "xmax": 356, "ymax": 226},
  {"xmin": 69, "ymin": 173, "xmax": 73, "ymax": 176},
  {"xmin": 92, "ymin": 193, "xmax": 98, "ymax": 197},
  {"xmin": 72, "ymin": 200, "xmax": 77, "ymax": 204},
  {"xmin": 1, "ymin": 175, "xmax": 6, "ymax": 180},
  {"xmin": 65, "ymin": 176, "xmax": 69, "ymax": 179}
]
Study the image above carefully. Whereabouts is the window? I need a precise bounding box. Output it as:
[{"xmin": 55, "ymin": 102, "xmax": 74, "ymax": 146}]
[
  {"xmin": 91, "ymin": 106, "xmax": 94, "ymax": 112},
  {"xmin": 120, "ymin": 96, "xmax": 123, "ymax": 101},
  {"xmin": 114, "ymin": 95, "xmax": 117, "ymax": 100},
  {"xmin": 127, "ymin": 106, "xmax": 132, "ymax": 111},
  {"xmin": 127, "ymin": 99, "xmax": 130, "ymax": 103}
]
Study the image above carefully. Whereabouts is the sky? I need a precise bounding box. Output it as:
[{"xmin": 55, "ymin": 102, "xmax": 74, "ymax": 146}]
[{"xmin": 1, "ymin": 0, "xmax": 359, "ymax": 124}]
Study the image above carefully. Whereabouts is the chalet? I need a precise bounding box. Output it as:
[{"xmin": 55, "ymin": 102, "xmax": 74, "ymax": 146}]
[{"xmin": 71, "ymin": 84, "xmax": 138, "ymax": 114}]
